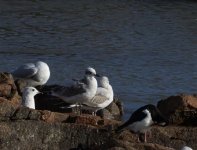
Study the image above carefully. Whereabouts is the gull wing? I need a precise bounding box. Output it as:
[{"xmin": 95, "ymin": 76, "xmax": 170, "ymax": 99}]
[
  {"xmin": 12, "ymin": 63, "xmax": 38, "ymax": 78},
  {"xmin": 88, "ymin": 95, "xmax": 108, "ymax": 106},
  {"xmin": 50, "ymin": 84, "xmax": 86, "ymax": 97},
  {"xmin": 96, "ymin": 87, "xmax": 108, "ymax": 96}
]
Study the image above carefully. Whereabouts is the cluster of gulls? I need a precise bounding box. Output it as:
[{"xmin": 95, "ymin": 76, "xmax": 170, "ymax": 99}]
[
  {"xmin": 11, "ymin": 61, "xmax": 193, "ymax": 149},
  {"xmin": 12, "ymin": 61, "xmax": 113, "ymax": 115}
]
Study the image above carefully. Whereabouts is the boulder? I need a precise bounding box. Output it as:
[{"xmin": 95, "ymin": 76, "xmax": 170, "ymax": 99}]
[
  {"xmin": 149, "ymin": 126, "xmax": 196, "ymax": 150},
  {"xmin": 157, "ymin": 94, "xmax": 197, "ymax": 125},
  {"xmin": 0, "ymin": 72, "xmax": 21, "ymax": 105}
]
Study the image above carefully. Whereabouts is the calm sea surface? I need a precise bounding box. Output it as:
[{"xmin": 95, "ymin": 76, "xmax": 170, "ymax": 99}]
[{"xmin": 0, "ymin": 0, "xmax": 197, "ymax": 119}]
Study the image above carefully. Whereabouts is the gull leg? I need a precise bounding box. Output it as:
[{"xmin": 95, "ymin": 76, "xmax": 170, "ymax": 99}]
[
  {"xmin": 93, "ymin": 110, "xmax": 97, "ymax": 116},
  {"xmin": 146, "ymin": 130, "xmax": 152, "ymax": 139},
  {"xmin": 75, "ymin": 103, "xmax": 81, "ymax": 115},
  {"xmin": 79, "ymin": 104, "xmax": 82, "ymax": 115},
  {"xmin": 144, "ymin": 131, "xmax": 147, "ymax": 143}
]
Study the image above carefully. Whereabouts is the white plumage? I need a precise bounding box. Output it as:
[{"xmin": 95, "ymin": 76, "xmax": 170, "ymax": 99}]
[
  {"xmin": 82, "ymin": 76, "xmax": 114, "ymax": 115},
  {"xmin": 22, "ymin": 87, "xmax": 40, "ymax": 109},
  {"xmin": 12, "ymin": 61, "xmax": 50, "ymax": 87}
]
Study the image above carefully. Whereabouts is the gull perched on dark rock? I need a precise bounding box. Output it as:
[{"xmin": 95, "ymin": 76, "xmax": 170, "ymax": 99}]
[
  {"xmin": 82, "ymin": 76, "xmax": 114, "ymax": 115},
  {"xmin": 116, "ymin": 104, "xmax": 168, "ymax": 142},
  {"xmin": 49, "ymin": 67, "xmax": 100, "ymax": 106},
  {"xmin": 12, "ymin": 61, "xmax": 50, "ymax": 87},
  {"xmin": 22, "ymin": 87, "xmax": 41, "ymax": 109}
]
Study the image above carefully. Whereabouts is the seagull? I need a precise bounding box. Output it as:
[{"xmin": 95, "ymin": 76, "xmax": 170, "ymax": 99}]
[
  {"xmin": 12, "ymin": 61, "xmax": 50, "ymax": 87},
  {"xmin": 22, "ymin": 87, "xmax": 41, "ymax": 109},
  {"xmin": 49, "ymin": 67, "xmax": 100, "ymax": 105},
  {"xmin": 115, "ymin": 104, "xmax": 168, "ymax": 142},
  {"xmin": 82, "ymin": 76, "xmax": 114, "ymax": 115},
  {"xmin": 181, "ymin": 146, "xmax": 193, "ymax": 150}
]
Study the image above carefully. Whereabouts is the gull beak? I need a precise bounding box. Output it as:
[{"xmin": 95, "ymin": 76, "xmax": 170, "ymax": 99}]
[{"xmin": 38, "ymin": 91, "xmax": 43, "ymax": 94}]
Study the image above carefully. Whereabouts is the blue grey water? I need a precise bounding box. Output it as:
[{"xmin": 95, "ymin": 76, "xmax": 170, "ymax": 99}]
[{"xmin": 0, "ymin": 0, "xmax": 197, "ymax": 119}]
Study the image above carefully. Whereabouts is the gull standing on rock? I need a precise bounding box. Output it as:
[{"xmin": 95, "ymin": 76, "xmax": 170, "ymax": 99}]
[
  {"xmin": 82, "ymin": 76, "xmax": 114, "ymax": 115},
  {"xmin": 116, "ymin": 104, "xmax": 168, "ymax": 142},
  {"xmin": 22, "ymin": 87, "xmax": 41, "ymax": 109},
  {"xmin": 12, "ymin": 61, "xmax": 50, "ymax": 87},
  {"xmin": 49, "ymin": 67, "xmax": 100, "ymax": 105}
]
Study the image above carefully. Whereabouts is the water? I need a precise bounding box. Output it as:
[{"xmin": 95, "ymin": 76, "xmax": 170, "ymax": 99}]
[{"xmin": 0, "ymin": 0, "xmax": 197, "ymax": 119}]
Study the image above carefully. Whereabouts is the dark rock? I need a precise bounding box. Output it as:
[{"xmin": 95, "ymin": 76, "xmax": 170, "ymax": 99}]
[
  {"xmin": 157, "ymin": 94, "xmax": 197, "ymax": 125},
  {"xmin": 97, "ymin": 109, "xmax": 115, "ymax": 120},
  {"xmin": 106, "ymin": 102, "xmax": 121, "ymax": 120},
  {"xmin": 14, "ymin": 79, "xmax": 29, "ymax": 96},
  {"xmin": 28, "ymin": 109, "xmax": 42, "ymax": 120},
  {"xmin": 149, "ymin": 126, "xmax": 196, "ymax": 150},
  {"xmin": 0, "ymin": 95, "xmax": 196, "ymax": 149},
  {"xmin": 0, "ymin": 99, "xmax": 18, "ymax": 121},
  {"xmin": 0, "ymin": 73, "xmax": 195, "ymax": 149},
  {"xmin": 114, "ymin": 96, "xmax": 124, "ymax": 116},
  {"xmin": 11, "ymin": 107, "xmax": 31, "ymax": 120},
  {"xmin": 0, "ymin": 72, "xmax": 21, "ymax": 105},
  {"xmin": 0, "ymin": 120, "xmax": 111, "ymax": 150},
  {"xmin": 108, "ymin": 147, "xmax": 126, "ymax": 150}
]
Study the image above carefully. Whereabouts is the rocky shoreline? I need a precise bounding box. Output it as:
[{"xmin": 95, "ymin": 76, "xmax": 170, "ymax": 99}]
[{"xmin": 0, "ymin": 72, "xmax": 196, "ymax": 150}]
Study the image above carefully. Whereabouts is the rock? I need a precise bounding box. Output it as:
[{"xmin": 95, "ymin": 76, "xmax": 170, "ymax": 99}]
[
  {"xmin": 0, "ymin": 95, "xmax": 196, "ymax": 149},
  {"xmin": 114, "ymin": 96, "xmax": 124, "ymax": 116},
  {"xmin": 14, "ymin": 79, "xmax": 29, "ymax": 95},
  {"xmin": 0, "ymin": 72, "xmax": 21, "ymax": 105},
  {"xmin": 97, "ymin": 109, "xmax": 115, "ymax": 120},
  {"xmin": 102, "ymin": 129, "xmax": 175, "ymax": 150},
  {"xmin": 157, "ymin": 94, "xmax": 197, "ymax": 125},
  {"xmin": 0, "ymin": 120, "xmax": 111, "ymax": 150},
  {"xmin": 149, "ymin": 126, "xmax": 196, "ymax": 150},
  {"xmin": 0, "ymin": 99, "xmax": 17, "ymax": 121},
  {"xmin": 108, "ymin": 147, "xmax": 126, "ymax": 150},
  {"xmin": 0, "ymin": 73, "xmax": 195, "ymax": 149},
  {"xmin": 106, "ymin": 102, "xmax": 121, "ymax": 120}
]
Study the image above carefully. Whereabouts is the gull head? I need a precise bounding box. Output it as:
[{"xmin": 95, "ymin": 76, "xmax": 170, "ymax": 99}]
[
  {"xmin": 100, "ymin": 76, "xmax": 110, "ymax": 88},
  {"xmin": 85, "ymin": 67, "xmax": 100, "ymax": 77},
  {"xmin": 36, "ymin": 61, "xmax": 48, "ymax": 67},
  {"xmin": 23, "ymin": 87, "xmax": 41, "ymax": 97}
]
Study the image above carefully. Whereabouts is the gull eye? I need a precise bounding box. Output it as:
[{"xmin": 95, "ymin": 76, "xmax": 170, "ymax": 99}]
[{"xmin": 32, "ymin": 89, "xmax": 35, "ymax": 92}]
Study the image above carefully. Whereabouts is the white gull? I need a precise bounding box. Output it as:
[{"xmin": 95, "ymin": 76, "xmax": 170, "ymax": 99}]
[
  {"xmin": 82, "ymin": 76, "xmax": 114, "ymax": 115},
  {"xmin": 22, "ymin": 87, "xmax": 41, "ymax": 109},
  {"xmin": 50, "ymin": 67, "xmax": 99, "ymax": 105},
  {"xmin": 12, "ymin": 61, "xmax": 50, "ymax": 87}
]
